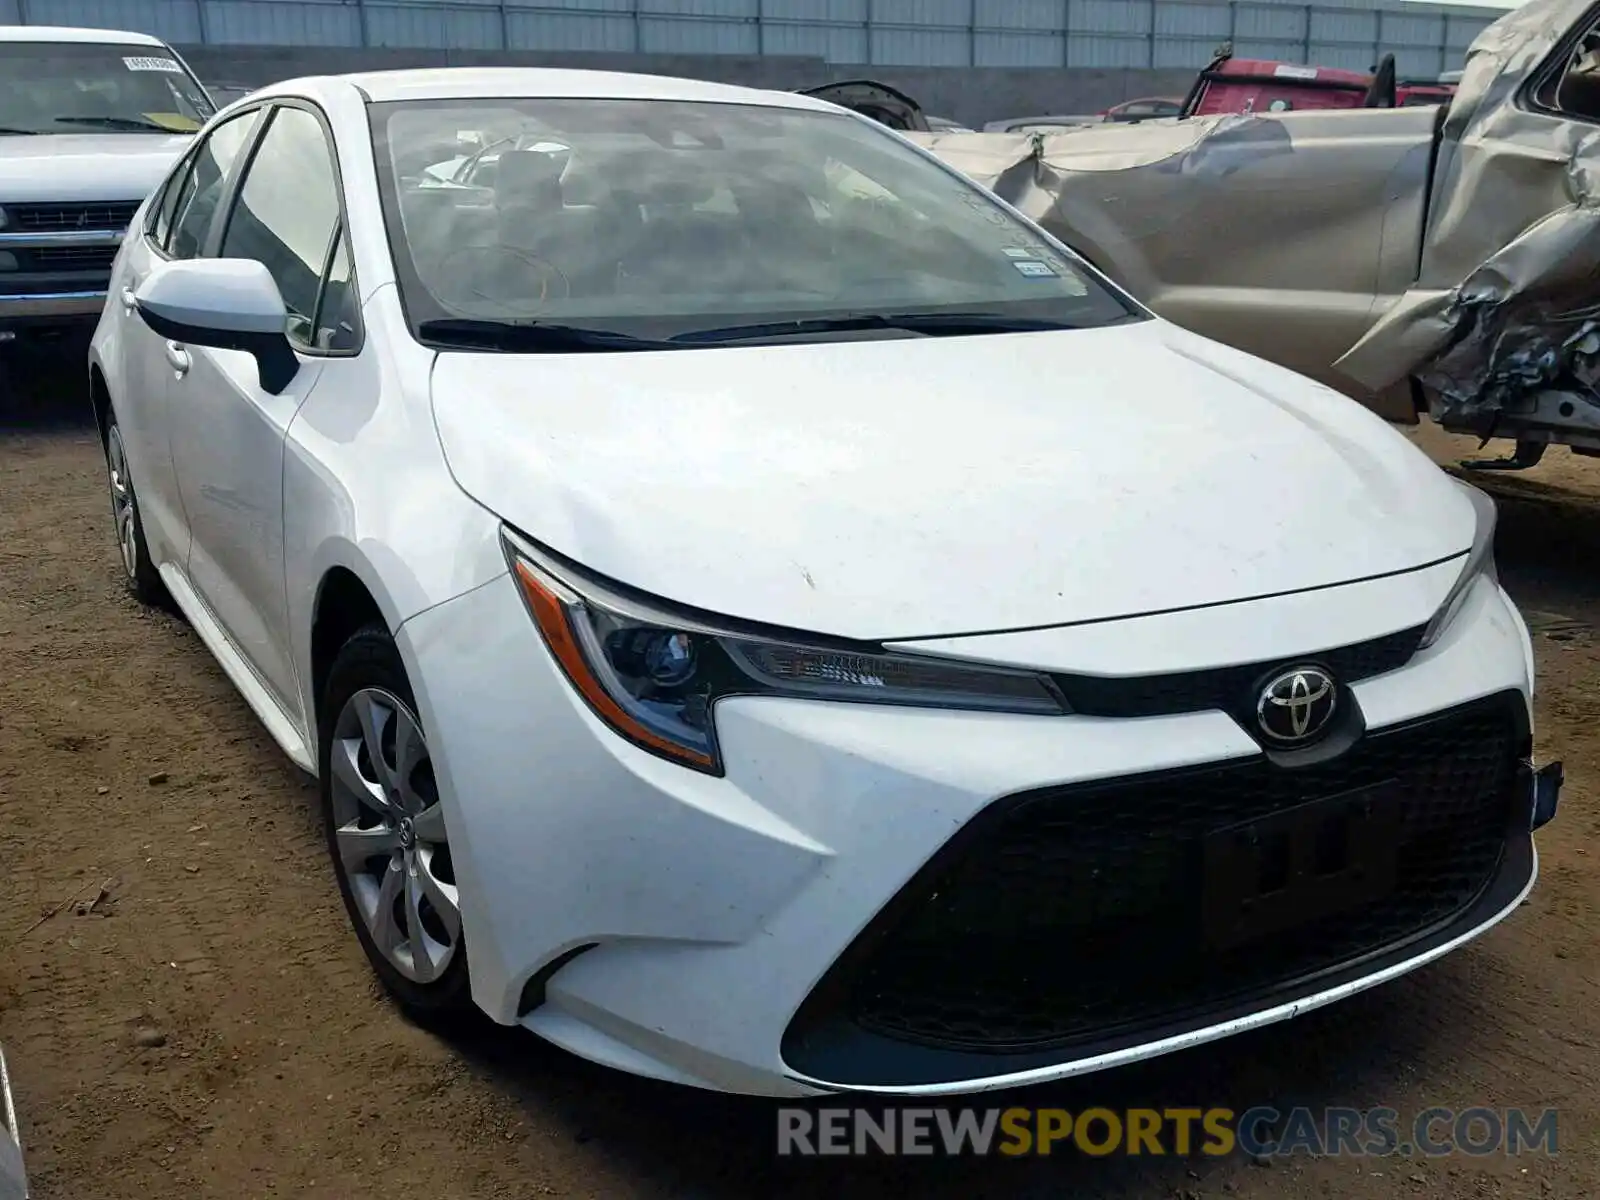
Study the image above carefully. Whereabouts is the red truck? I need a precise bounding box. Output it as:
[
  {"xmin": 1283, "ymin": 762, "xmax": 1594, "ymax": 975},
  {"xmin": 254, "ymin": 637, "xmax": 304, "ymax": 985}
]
[
  {"xmin": 802, "ymin": 51, "xmax": 1457, "ymax": 137},
  {"xmin": 1182, "ymin": 47, "xmax": 1456, "ymax": 115}
]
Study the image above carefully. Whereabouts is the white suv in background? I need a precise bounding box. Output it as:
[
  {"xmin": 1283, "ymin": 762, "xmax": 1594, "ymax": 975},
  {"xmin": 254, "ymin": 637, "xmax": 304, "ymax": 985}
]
[{"xmin": 0, "ymin": 25, "xmax": 213, "ymax": 342}]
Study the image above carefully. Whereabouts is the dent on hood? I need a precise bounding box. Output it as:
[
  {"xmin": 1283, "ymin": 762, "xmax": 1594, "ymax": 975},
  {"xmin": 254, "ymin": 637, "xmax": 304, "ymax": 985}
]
[{"xmin": 1335, "ymin": 0, "xmax": 1600, "ymax": 438}]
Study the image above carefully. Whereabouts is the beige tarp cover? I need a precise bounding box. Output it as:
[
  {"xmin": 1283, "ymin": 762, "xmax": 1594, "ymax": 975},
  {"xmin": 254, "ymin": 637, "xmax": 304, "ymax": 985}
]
[{"xmin": 910, "ymin": 0, "xmax": 1600, "ymax": 421}]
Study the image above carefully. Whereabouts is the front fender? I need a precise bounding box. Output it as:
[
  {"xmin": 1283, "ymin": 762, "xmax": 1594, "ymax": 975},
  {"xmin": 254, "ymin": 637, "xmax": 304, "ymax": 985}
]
[{"xmin": 282, "ymin": 296, "xmax": 507, "ymax": 755}]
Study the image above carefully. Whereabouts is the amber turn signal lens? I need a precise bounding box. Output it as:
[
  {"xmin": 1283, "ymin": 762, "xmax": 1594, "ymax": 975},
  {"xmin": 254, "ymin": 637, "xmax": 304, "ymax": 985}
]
[{"xmin": 511, "ymin": 559, "xmax": 716, "ymax": 770}]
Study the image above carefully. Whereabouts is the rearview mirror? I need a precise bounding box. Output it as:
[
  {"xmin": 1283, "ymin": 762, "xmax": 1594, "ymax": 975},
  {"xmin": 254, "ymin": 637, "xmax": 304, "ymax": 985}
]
[{"xmin": 133, "ymin": 258, "xmax": 299, "ymax": 395}]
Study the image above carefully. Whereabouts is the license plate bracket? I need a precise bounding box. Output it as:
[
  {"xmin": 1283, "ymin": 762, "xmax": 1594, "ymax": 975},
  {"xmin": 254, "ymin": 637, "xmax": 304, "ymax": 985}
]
[{"xmin": 1201, "ymin": 781, "xmax": 1401, "ymax": 951}]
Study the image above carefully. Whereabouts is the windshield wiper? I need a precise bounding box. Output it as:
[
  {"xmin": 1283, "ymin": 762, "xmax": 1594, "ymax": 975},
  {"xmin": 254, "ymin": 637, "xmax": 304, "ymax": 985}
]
[
  {"xmin": 668, "ymin": 311, "xmax": 1091, "ymax": 344},
  {"xmin": 0, "ymin": 126, "xmax": 41, "ymax": 136},
  {"xmin": 52, "ymin": 115, "xmax": 174, "ymax": 132},
  {"xmin": 417, "ymin": 318, "xmax": 676, "ymax": 353},
  {"xmin": 418, "ymin": 311, "xmax": 1099, "ymax": 353}
]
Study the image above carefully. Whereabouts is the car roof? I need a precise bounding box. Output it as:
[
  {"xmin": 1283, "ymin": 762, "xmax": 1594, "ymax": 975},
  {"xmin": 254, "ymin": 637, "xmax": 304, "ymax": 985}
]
[
  {"xmin": 0, "ymin": 25, "xmax": 168, "ymax": 46},
  {"xmin": 281, "ymin": 67, "xmax": 839, "ymax": 111}
]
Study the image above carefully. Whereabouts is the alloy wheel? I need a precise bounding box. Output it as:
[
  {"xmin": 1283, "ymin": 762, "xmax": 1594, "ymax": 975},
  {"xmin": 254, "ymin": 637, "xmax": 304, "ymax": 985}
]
[
  {"xmin": 106, "ymin": 426, "xmax": 139, "ymax": 581},
  {"xmin": 329, "ymin": 688, "xmax": 461, "ymax": 984}
]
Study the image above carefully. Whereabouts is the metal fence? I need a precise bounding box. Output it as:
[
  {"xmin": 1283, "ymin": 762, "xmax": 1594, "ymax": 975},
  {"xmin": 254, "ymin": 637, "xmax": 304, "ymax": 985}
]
[{"xmin": 1, "ymin": 0, "xmax": 1498, "ymax": 76}]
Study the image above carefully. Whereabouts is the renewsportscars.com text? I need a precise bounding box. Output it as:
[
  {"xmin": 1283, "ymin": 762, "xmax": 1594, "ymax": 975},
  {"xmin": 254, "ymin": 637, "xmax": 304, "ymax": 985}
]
[{"xmin": 776, "ymin": 1106, "xmax": 1559, "ymax": 1158}]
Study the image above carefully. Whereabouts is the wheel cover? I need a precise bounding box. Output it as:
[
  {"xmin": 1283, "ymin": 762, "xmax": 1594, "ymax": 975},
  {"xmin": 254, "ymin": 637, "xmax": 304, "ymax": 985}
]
[
  {"xmin": 329, "ymin": 687, "xmax": 461, "ymax": 984},
  {"xmin": 106, "ymin": 426, "xmax": 138, "ymax": 580}
]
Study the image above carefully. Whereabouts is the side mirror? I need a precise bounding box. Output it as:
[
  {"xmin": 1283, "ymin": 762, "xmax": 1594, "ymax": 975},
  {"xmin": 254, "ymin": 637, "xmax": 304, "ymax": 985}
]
[
  {"xmin": 133, "ymin": 258, "xmax": 299, "ymax": 395},
  {"xmin": 1364, "ymin": 53, "xmax": 1398, "ymax": 108}
]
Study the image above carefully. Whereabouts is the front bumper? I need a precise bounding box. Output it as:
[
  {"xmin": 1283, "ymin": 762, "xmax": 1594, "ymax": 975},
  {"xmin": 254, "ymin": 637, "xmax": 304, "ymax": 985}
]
[
  {"xmin": 0, "ymin": 224, "xmax": 124, "ymax": 329},
  {"xmin": 0, "ymin": 289, "xmax": 106, "ymax": 328},
  {"xmin": 398, "ymin": 568, "xmax": 1546, "ymax": 1098}
]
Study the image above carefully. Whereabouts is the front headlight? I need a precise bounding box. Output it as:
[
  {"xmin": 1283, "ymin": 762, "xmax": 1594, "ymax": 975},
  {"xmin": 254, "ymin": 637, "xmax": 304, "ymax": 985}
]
[
  {"xmin": 1418, "ymin": 480, "xmax": 1499, "ymax": 650},
  {"xmin": 503, "ymin": 530, "xmax": 1069, "ymax": 774}
]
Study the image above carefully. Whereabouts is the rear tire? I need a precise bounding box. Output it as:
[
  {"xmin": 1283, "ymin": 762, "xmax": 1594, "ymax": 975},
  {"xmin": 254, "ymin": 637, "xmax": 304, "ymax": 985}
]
[
  {"xmin": 319, "ymin": 625, "xmax": 473, "ymax": 1024},
  {"xmin": 104, "ymin": 415, "xmax": 167, "ymax": 607}
]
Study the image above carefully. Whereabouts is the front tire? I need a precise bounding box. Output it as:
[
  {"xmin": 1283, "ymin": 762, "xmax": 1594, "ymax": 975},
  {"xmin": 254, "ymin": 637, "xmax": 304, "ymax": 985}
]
[
  {"xmin": 319, "ymin": 626, "xmax": 472, "ymax": 1022},
  {"xmin": 104, "ymin": 416, "xmax": 167, "ymax": 607}
]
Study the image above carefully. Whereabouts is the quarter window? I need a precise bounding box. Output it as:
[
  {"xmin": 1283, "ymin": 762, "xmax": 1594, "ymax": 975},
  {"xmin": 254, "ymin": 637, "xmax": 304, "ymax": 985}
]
[
  {"xmin": 165, "ymin": 108, "xmax": 261, "ymax": 259},
  {"xmin": 218, "ymin": 105, "xmax": 342, "ymax": 349},
  {"xmin": 147, "ymin": 146, "xmax": 194, "ymax": 246},
  {"xmin": 313, "ymin": 228, "xmax": 360, "ymax": 352}
]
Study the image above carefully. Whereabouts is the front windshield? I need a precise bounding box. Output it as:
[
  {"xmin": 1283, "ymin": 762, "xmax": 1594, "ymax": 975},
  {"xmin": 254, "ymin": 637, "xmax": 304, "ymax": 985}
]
[
  {"xmin": 0, "ymin": 42, "xmax": 214, "ymax": 136},
  {"xmin": 370, "ymin": 97, "xmax": 1138, "ymax": 342}
]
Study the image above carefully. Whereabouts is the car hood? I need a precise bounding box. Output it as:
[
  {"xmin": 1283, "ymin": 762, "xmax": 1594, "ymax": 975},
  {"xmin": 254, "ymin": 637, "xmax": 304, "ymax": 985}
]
[
  {"xmin": 430, "ymin": 319, "xmax": 1474, "ymax": 640},
  {"xmin": 0, "ymin": 133, "xmax": 190, "ymax": 203}
]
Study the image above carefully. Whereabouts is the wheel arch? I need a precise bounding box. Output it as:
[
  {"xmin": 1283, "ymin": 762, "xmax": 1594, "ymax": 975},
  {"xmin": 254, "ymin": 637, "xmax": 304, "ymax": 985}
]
[
  {"xmin": 310, "ymin": 566, "xmax": 388, "ymax": 725},
  {"xmin": 291, "ymin": 490, "xmax": 506, "ymax": 767},
  {"xmin": 88, "ymin": 362, "xmax": 112, "ymax": 448},
  {"xmin": 302, "ymin": 548, "xmax": 413, "ymax": 748}
]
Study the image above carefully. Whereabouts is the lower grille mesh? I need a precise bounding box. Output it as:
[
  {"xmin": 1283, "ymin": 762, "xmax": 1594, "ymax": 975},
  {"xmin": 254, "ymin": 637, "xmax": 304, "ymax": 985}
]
[{"xmin": 829, "ymin": 693, "xmax": 1523, "ymax": 1054}]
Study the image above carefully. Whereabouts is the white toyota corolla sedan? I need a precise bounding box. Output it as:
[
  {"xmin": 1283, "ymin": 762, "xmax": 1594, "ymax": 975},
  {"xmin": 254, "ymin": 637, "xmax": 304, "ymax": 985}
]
[{"xmin": 88, "ymin": 67, "xmax": 1561, "ymax": 1098}]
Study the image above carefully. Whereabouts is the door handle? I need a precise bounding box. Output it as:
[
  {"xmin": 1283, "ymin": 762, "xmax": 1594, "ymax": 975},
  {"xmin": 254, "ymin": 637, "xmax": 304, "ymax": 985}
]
[
  {"xmin": 120, "ymin": 286, "xmax": 138, "ymax": 313},
  {"xmin": 164, "ymin": 341, "xmax": 190, "ymax": 377}
]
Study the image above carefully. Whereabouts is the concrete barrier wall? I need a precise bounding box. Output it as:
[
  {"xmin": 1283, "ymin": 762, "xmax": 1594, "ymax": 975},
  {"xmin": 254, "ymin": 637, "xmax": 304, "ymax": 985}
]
[{"xmin": 180, "ymin": 45, "xmax": 1201, "ymax": 128}]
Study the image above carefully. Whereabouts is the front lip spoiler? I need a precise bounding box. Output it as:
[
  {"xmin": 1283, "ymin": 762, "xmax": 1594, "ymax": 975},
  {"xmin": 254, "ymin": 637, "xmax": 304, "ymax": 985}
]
[{"xmin": 783, "ymin": 835, "xmax": 1540, "ymax": 1097}]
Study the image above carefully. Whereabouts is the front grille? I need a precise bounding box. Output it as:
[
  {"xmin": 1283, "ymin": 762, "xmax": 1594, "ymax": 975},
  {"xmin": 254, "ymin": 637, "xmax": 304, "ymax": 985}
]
[
  {"xmin": 21, "ymin": 246, "xmax": 119, "ymax": 271},
  {"xmin": 1051, "ymin": 624, "xmax": 1424, "ymax": 718},
  {"xmin": 5, "ymin": 201, "xmax": 139, "ymax": 233},
  {"xmin": 798, "ymin": 691, "xmax": 1524, "ymax": 1058}
]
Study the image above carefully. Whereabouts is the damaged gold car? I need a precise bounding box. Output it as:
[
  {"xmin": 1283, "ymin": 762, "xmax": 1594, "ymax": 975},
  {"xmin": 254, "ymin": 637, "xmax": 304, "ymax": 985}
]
[{"xmin": 871, "ymin": 0, "xmax": 1600, "ymax": 470}]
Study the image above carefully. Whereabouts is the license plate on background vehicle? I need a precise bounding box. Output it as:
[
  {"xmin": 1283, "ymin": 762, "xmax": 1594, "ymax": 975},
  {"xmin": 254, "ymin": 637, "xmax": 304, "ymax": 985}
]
[{"xmin": 1201, "ymin": 782, "xmax": 1401, "ymax": 951}]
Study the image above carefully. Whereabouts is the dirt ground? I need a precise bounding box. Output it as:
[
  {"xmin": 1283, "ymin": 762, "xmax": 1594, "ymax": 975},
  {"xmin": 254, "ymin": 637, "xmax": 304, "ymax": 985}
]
[{"xmin": 1, "ymin": 338, "xmax": 1596, "ymax": 1199}]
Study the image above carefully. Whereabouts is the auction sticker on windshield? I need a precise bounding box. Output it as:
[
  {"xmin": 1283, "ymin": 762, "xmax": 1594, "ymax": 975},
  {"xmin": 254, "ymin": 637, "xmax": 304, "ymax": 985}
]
[
  {"xmin": 1013, "ymin": 260, "xmax": 1058, "ymax": 278},
  {"xmin": 123, "ymin": 56, "xmax": 183, "ymax": 73},
  {"xmin": 141, "ymin": 112, "xmax": 203, "ymax": 132}
]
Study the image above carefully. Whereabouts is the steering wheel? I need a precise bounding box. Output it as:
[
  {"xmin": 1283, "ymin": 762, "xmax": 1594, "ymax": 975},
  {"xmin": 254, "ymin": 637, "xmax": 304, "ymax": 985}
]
[{"xmin": 432, "ymin": 243, "xmax": 571, "ymax": 318}]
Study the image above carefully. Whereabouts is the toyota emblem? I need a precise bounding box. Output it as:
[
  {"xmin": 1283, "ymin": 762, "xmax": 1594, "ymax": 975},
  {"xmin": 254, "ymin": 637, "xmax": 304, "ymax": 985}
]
[{"xmin": 1256, "ymin": 666, "xmax": 1338, "ymax": 745}]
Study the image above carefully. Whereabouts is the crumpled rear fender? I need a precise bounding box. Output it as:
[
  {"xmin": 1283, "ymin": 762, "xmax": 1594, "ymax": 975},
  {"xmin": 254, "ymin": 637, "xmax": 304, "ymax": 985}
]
[{"xmin": 1336, "ymin": 0, "xmax": 1600, "ymax": 444}]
